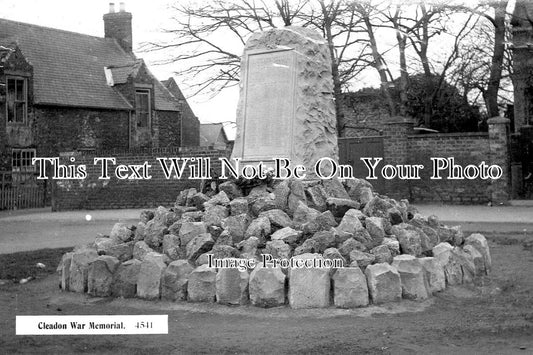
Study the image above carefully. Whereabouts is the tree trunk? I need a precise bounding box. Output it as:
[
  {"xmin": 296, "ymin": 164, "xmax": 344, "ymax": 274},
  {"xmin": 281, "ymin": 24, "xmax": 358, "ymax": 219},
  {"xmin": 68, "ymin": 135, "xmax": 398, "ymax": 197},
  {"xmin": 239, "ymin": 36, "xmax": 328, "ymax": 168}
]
[{"xmin": 484, "ymin": 1, "xmax": 507, "ymax": 118}]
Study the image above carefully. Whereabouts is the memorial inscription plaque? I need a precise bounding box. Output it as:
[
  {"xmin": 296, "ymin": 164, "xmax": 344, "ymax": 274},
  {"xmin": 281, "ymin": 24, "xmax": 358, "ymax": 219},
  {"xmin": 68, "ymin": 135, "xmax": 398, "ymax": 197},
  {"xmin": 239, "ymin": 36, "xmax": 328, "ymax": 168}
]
[
  {"xmin": 232, "ymin": 26, "xmax": 338, "ymax": 176},
  {"xmin": 242, "ymin": 49, "xmax": 296, "ymax": 160}
]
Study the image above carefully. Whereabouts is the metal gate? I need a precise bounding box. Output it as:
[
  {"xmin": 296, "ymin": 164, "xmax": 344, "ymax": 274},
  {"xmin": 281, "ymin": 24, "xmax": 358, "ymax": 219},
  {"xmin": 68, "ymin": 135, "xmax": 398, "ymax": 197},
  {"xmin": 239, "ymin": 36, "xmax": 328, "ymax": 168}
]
[
  {"xmin": 510, "ymin": 125, "xmax": 533, "ymax": 199},
  {"xmin": 0, "ymin": 171, "xmax": 46, "ymax": 210},
  {"xmin": 338, "ymin": 136, "xmax": 385, "ymax": 192}
]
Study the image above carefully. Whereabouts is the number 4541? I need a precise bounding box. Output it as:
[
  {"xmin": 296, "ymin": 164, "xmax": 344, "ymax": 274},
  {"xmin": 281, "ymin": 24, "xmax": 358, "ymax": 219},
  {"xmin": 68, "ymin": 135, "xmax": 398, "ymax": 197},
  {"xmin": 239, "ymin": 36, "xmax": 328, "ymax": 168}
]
[{"xmin": 135, "ymin": 322, "xmax": 153, "ymax": 329}]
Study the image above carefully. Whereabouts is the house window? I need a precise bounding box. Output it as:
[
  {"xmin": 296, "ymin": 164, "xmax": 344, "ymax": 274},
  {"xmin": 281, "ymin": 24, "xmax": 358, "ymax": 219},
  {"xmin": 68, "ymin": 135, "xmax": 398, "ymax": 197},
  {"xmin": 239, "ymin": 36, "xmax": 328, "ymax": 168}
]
[
  {"xmin": 12, "ymin": 148, "xmax": 36, "ymax": 173},
  {"xmin": 6, "ymin": 77, "xmax": 28, "ymax": 124},
  {"xmin": 135, "ymin": 89, "xmax": 151, "ymax": 128}
]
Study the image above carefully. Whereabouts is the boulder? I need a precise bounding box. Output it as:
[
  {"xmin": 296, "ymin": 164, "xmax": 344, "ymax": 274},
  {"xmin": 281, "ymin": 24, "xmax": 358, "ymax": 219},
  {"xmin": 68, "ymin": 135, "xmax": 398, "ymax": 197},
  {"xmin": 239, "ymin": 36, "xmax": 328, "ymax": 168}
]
[
  {"xmin": 133, "ymin": 241, "xmax": 154, "ymax": 261},
  {"xmin": 110, "ymin": 223, "xmax": 133, "ymax": 243},
  {"xmin": 259, "ymin": 209, "xmax": 292, "ymax": 229},
  {"xmin": 88, "ymin": 255, "xmax": 120, "ymax": 297},
  {"xmin": 323, "ymin": 247, "xmax": 346, "ymax": 267},
  {"xmin": 69, "ymin": 248, "xmax": 98, "ymax": 293},
  {"xmin": 95, "ymin": 237, "xmax": 118, "ymax": 255},
  {"xmin": 326, "ymin": 197, "xmax": 360, "ymax": 218},
  {"xmin": 332, "ymin": 267, "xmax": 369, "ymax": 308},
  {"xmin": 229, "ymin": 198, "xmax": 249, "ymax": 216},
  {"xmin": 187, "ymin": 265, "xmax": 217, "ymax": 302},
  {"xmin": 244, "ymin": 216, "xmax": 271, "ymax": 245},
  {"xmin": 249, "ymin": 265, "xmax": 286, "ymax": 307},
  {"xmin": 221, "ymin": 214, "xmax": 251, "ymax": 244},
  {"xmin": 322, "ymin": 178, "xmax": 350, "ymax": 199},
  {"xmin": 463, "ymin": 244, "xmax": 485, "ymax": 276},
  {"xmin": 287, "ymin": 180, "xmax": 307, "ymax": 215},
  {"xmin": 186, "ymin": 233, "xmax": 215, "ymax": 262},
  {"xmin": 218, "ymin": 181, "xmax": 243, "ymax": 199},
  {"xmin": 294, "ymin": 239, "xmax": 319, "ymax": 256},
  {"xmin": 60, "ymin": 252, "xmax": 73, "ymax": 291},
  {"xmin": 365, "ymin": 217, "xmax": 387, "ymax": 246},
  {"xmin": 140, "ymin": 210, "xmax": 155, "ymax": 224},
  {"xmin": 419, "ymin": 257, "xmax": 446, "ymax": 293},
  {"xmin": 105, "ymin": 241, "xmax": 134, "ymax": 262},
  {"xmin": 236, "ymin": 236, "xmax": 260, "ymax": 257},
  {"xmin": 336, "ymin": 209, "xmax": 364, "ymax": 235},
  {"xmin": 137, "ymin": 252, "xmax": 166, "ymax": 300},
  {"xmin": 162, "ymin": 234, "xmax": 182, "ymax": 260},
  {"xmin": 210, "ymin": 245, "xmax": 240, "ymax": 260},
  {"xmin": 392, "ymin": 225, "xmax": 422, "ymax": 256},
  {"xmin": 190, "ymin": 192, "xmax": 210, "ymax": 211},
  {"xmin": 288, "ymin": 254, "xmax": 331, "ymax": 308},
  {"xmin": 251, "ymin": 196, "xmax": 277, "ymax": 216},
  {"xmin": 370, "ymin": 245, "xmax": 392, "ymax": 264},
  {"xmin": 271, "ymin": 227, "xmax": 302, "ymax": 247},
  {"xmin": 216, "ymin": 268, "xmax": 249, "ymax": 305},
  {"xmin": 452, "ymin": 247, "xmax": 476, "ymax": 283},
  {"xmin": 465, "ymin": 233, "xmax": 491, "ymax": 274},
  {"xmin": 265, "ymin": 240, "xmax": 291, "ymax": 260},
  {"xmin": 292, "ymin": 201, "xmax": 320, "ymax": 227},
  {"xmin": 111, "ymin": 259, "xmax": 141, "ymax": 298},
  {"xmin": 134, "ymin": 221, "xmax": 146, "ymax": 241},
  {"xmin": 273, "ymin": 180, "xmax": 291, "ymax": 211},
  {"xmin": 349, "ymin": 250, "xmax": 375, "ymax": 269},
  {"xmin": 144, "ymin": 219, "xmax": 167, "ymax": 249},
  {"xmin": 161, "ymin": 260, "xmax": 194, "ymax": 301},
  {"xmin": 363, "ymin": 196, "xmax": 394, "ymax": 218},
  {"xmin": 305, "ymin": 183, "xmax": 328, "ymax": 212},
  {"xmin": 391, "ymin": 255, "xmax": 430, "ymax": 300},
  {"xmin": 344, "ymin": 178, "xmax": 373, "ymax": 206},
  {"xmin": 179, "ymin": 221, "xmax": 208, "ymax": 246},
  {"xmin": 311, "ymin": 229, "xmax": 336, "ymax": 253},
  {"xmin": 213, "ymin": 230, "xmax": 233, "ymax": 247},
  {"xmin": 202, "ymin": 205, "xmax": 229, "ymax": 227},
  {"xmin": 205, "ymin": 191, "xmax": 230, "ymax": 207},
  {"xmin": 432, "ymin": 242, "xmax": 463, "ymax": 286},
  {"xmin": 338, "ymin": 238, "xmax": 366, "ymax": 260},
  {"xmin": 365, "ymin": 263, "xmax": 402, "ymax": 304},
  {"xmin": 382, "ymin": 237, "xmax": 400, "ymax": 256}
]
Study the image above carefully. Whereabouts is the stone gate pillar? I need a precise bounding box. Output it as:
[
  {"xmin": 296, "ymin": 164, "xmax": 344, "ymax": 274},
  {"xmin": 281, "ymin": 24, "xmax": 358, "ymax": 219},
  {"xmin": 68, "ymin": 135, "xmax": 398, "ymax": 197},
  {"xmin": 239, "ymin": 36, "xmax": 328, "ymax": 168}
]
[
  {"xmin": 383, "ymin": 116, "xmax": 413, "ymax": 200},
  {"xmin": 488, "ymin": 117, "xmax": 511, "ymax": 204}
]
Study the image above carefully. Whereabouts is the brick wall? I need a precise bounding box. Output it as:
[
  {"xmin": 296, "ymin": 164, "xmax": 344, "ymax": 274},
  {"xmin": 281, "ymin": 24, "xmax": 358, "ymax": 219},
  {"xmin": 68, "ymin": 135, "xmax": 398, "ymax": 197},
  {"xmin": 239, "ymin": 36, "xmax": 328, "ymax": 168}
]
[
  {"xmin": 156, "ymin": 111, "xmax": 181, "ymax": 147},
  {"xmin": 407, "ymin": 132, "xmax": 492, "ymax": 203},
  {"xmin": 33, "ymin": 107, "xmax": 130, "ymax": 155},
  {"xmin": 52, "ymin": 146, "xmax": 231, "ymax": 211}
]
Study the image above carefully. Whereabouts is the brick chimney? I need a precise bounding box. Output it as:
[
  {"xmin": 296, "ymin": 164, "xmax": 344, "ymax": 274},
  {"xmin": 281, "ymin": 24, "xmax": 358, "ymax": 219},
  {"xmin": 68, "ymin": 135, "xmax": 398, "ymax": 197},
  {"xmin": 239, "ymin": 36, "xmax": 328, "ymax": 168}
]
[{"xmin": 103, "ymin": 2, "xmax": 132, "ymax": 53}]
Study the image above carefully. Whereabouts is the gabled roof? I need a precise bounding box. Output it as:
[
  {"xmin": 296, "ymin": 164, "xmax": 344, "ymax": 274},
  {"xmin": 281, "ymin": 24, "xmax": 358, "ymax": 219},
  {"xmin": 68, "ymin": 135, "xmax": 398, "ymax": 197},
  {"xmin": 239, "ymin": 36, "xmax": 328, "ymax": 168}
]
[
  {"xmin": 200, "ymin": 123, "xmax": 229, "ymax": 147},
  {"xmin": 0, "ymin": 18, "xmax": 180, "ymax": 112}
]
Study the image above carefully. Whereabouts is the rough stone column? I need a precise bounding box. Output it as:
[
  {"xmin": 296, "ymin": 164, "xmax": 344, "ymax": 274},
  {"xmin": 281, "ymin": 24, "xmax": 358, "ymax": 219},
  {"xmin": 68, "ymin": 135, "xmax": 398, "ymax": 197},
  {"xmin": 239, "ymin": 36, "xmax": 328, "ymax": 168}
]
[
  {"xmin": 382, "ymin": 116, "xmax": 413, "ymax": 199},
  {"xmin": 488, "ymin": 117, "xmax": 510, "ymax": 204},
  {"xmin": 231, "ymin": 26, "xmax": 338, "ymax": 176}
]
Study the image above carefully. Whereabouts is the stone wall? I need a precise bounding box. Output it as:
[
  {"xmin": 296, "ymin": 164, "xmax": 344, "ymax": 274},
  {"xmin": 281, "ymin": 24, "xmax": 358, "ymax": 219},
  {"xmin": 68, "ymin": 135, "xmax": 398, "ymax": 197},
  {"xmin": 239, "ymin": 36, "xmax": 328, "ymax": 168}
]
[
  {"xmin": 407, "ymin": 133, "xmax": 491, "ymax": 203},
  {"xmin": 52, "ymin": 147, "xmax": 231, "ymax": 211},
  {"xmin": 378, "ymin": 118, "xmax": 510, "ymax": 204}
]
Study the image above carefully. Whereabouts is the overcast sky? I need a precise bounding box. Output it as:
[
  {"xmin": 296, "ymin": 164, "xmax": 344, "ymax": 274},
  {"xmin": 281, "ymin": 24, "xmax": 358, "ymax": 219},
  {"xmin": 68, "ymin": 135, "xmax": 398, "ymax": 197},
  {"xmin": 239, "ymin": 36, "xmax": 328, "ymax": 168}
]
[{"xmin": 1, "ymin": 0, "xmax": 240, "ymax": 125}]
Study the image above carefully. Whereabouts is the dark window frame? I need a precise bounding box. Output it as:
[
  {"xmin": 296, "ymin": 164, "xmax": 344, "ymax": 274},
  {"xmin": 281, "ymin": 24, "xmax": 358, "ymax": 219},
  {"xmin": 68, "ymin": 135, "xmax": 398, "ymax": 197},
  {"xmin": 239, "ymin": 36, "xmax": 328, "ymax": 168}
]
[
  {"xmin": 11, "ymin": 148, "xmax": 36, "ymax": 173},
  {"xmin": 135, "ymin": 89, "xmax": 151, "ymax": 128},
  {"xmin": 6, "ymin": 76, "xmax": 28, "ymax": 125}
]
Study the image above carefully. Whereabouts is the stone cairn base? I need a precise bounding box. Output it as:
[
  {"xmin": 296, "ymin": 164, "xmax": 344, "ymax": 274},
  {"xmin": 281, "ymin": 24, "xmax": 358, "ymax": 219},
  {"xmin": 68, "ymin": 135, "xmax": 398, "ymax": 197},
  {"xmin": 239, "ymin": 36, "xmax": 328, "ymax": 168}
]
[{"xmin": 58, "ymin": 178, "xmax": 491, "ymax": 308}]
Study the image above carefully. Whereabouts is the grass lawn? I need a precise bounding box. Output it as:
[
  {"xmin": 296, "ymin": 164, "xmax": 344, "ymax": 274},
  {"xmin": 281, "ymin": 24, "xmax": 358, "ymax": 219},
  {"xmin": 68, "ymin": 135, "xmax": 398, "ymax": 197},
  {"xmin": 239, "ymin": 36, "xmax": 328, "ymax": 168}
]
[{"xmin": 0, "ymin": 247, "xmax": 72, "ymax": 282}]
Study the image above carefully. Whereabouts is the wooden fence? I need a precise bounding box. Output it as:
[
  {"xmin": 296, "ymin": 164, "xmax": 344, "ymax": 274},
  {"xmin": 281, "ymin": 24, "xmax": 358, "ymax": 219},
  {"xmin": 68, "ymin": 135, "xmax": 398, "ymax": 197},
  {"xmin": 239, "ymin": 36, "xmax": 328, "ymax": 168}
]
[{"xmin": 0, "ymin": 171, "xmax": 46, "ymax": 210}]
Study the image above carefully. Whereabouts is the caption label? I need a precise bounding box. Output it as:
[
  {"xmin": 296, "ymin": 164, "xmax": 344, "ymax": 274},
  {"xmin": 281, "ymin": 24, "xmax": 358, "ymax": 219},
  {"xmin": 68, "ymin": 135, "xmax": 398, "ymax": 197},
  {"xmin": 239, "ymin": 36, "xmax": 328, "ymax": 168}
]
[{"xmin": 16, "ymin": 315, "xmax": 168, "ymax": 335}]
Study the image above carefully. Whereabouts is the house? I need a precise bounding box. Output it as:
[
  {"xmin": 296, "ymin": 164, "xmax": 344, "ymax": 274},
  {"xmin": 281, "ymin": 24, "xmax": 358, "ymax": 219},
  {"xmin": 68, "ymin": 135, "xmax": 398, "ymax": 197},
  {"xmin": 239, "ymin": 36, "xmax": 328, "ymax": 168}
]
[
  {"xmin": 0, "ymin": 3, "xmax": 199, "ymax": 174},
  {"xmin": 162, "ymin": 77, "xmax": 200, "ymax": 147},
  {"xmin": 200, "ymin": 123, "xmax": 233, "ymax": 149}
]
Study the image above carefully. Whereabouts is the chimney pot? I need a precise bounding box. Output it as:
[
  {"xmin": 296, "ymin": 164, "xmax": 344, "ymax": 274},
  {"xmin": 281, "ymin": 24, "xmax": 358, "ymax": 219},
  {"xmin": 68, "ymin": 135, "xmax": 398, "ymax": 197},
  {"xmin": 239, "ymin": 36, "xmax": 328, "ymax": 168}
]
[
  {"xmin": 119, "ymin": 2, "xmax": 126, "ymax": 12},
  {"xmin": 109, "ymin": 2, "xmax": 115, "ymax": 13}
]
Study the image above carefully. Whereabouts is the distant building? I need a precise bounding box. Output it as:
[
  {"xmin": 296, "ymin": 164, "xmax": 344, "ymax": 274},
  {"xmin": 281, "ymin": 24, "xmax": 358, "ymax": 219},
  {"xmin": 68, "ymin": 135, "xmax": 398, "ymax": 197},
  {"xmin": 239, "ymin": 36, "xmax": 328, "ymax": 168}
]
[
  {"xmin": 512, "ymin": 0, "xmax": 533, "ymax": 132},
  {"xmin": 0, "ymin": 3, "xmax": 198, "ymax": 173},
  {"xmin": 200, "ymin": 123, "xmax": 232, "ymax": 149}
]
